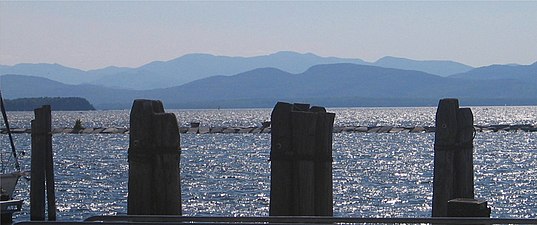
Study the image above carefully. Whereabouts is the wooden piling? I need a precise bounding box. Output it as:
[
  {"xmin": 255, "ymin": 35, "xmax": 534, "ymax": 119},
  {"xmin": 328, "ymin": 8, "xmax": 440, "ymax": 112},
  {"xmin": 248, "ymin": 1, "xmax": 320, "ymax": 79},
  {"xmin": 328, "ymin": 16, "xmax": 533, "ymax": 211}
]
[
  {"xmin": 453, "ymin": 108, "xmax": 475, "ymax": 199},
  {"xmin": 269, "ymin": 102, "xmax": 335, "ymax": 216},
  {"xmin": 31, "ymin": 115, "xmax": 45, "ymax": 221},
  {"xmin": 432, "ymin": 99, "xmax": 476, "ymax": 217},
  {"xmin": 269, "ymin": 102, "xmax": 294, "ymax": 215},
  {"xmin": 128, "ymin": 99, "xmax": 181, "ymax": 215},
  {"xmin": 291, "ymin": 107, "xmax": 317, "ymax": 215},
  {"xmin": 311, "ymin": 106, "xmax": 335, "ymax": 216},
  {"xmin": 31, "ymin": 105, "xmax": 56, "ymax": 221}
]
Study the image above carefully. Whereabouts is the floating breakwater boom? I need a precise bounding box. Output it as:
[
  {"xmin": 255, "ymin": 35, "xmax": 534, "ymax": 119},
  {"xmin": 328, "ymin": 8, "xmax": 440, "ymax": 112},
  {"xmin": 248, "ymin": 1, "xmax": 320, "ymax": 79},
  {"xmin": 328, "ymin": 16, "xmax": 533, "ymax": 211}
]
[{"xmin": 1, "ymin": 124, "xmax": 537, "ymax": 134}]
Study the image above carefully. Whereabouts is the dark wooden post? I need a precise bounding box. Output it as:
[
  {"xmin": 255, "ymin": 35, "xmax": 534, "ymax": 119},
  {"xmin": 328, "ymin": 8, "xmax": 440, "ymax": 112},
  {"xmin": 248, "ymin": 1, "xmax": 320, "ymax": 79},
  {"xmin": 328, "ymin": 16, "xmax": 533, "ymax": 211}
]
[
  {"xmin": 31, "ymin": 112, "xmax": 46, "ymax": 221},
  {"xmin": 453, "ymin": 108, "xmax": 475, "ymax": 199},
  {"xmin": 432, "ymin": 99, "xmax": 477, "ymax": 217},
  {"xmin": 31, "ymin": 105, "xmax": 56, "ymax": 221},
  {"xmin": 270, "ymin": 102, "xmax": 335, "ymax": 216},
  {"xmin": 128, "ymin": 99, "xmax": 181, "ymax": 215},
  {"xmin": 291, "ymin": 108, "xmax": 317, "ymax": 215},
  {"xmin": 269, "ymin": 102, "xmax": 294, "ymax": 215},
  {"xmin": 312, "ymin": 106, "xmax": 335, "ymax": 216}
]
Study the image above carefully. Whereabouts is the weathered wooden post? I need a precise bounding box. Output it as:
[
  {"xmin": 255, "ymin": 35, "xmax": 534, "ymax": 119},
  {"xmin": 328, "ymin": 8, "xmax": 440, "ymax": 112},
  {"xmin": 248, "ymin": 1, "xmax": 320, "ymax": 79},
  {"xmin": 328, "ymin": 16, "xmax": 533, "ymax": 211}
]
[
  {"xmin": 270, "ymin": 102, "xmax": 335, "ymax": 216},
  {"xmin": 432, "ymin": 99, "xmax": 487, "ymax": 217},
  {"xmin": 31, "ymin": 105, "xmax": 56, "ymax": 221},
  {"xmin": 312, "ymin": 106, "xmax": 335, "ymax": 216},
  {"xmin": 128, "ymin": 99, "xmax": 181, "ymax": 215},
  {"xmin": 31, "ymin": 110, "xmax": 46, "ymax": 221},
  {"xmin": 453, "ymin": 108, "xmax": 475, "ymax": 199},
  {"xmin": 432, "ymin": 99, "xmax": 458, "ymax": 217},
  {"xmin": 269, "ymin": 102, "xmax": 294, "ymax": 215}
]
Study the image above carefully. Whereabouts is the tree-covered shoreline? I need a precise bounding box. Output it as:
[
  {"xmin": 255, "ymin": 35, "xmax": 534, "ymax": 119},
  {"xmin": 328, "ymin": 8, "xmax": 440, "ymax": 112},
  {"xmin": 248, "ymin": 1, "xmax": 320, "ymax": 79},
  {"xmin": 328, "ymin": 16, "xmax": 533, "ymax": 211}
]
[{"xmin": 4, "ymin": 97, "xmax": 95, "ymax": 111}]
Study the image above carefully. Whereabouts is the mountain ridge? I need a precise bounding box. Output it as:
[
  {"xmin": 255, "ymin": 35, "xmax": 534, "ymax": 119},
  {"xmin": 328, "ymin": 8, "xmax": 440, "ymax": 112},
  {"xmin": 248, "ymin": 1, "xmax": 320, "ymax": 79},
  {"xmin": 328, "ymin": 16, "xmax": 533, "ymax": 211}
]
[
  {"xmin": 449, "ymin": 61, "xmax": 537, "ymax": 83},
  {"xmin": 373, "ymin": 56, "xmax": 474, "ymax": 76},
  {"xmin": 2, "ymin": 62, "xmax": 535, "ymax": 109},
  {"xmin": 1, "ymin": 51, "xmax": 476, "ymax": 90}
]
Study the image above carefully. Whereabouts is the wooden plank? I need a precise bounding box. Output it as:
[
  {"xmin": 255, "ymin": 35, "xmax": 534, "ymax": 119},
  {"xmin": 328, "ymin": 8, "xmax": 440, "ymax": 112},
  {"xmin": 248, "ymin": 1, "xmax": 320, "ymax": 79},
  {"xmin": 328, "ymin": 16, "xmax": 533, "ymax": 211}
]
[
  {"xmin": 30, "ymin": 115, "xmax": 45, "ymax": 221},
  {"xmin": 291, "ymin": 109, "xmax": 316, "ymax": 215},
  {"xmin": 432, "ymin": 99, "xmax": 459, "ymax": 217},
  {"xmin": 269, "ymin": 102, "xmax": 294, "ymax": 216},
  {"xmin": 453, "ymin": 108, "xmax": 475, "ymax": 199},
  {"xmin": 42, "ymin": 106, "xmax": 56, "ymax": 221},
  {"xmin": 311, "ymin": 106, "xmax": 335, "ymax": 216}
]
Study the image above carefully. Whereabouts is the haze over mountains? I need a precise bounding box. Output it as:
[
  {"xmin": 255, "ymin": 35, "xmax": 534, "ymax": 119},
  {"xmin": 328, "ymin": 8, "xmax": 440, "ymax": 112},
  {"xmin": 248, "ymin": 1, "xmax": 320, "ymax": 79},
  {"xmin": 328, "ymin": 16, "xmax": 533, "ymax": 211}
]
[
  {"xmin": 1, "ymin": 51, "xmax": 473, "ymax": 90},
  {"xmin": 1, "ymin": 51, "xmax": 536, "ymax": 109}
]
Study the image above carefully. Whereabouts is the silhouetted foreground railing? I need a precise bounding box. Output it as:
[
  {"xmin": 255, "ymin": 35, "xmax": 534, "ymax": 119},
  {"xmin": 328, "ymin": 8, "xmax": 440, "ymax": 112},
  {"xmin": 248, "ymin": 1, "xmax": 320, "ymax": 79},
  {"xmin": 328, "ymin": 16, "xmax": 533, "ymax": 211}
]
[{"xmin": 14, "ymin": 215, "xmax": 537, "ymax": 224}]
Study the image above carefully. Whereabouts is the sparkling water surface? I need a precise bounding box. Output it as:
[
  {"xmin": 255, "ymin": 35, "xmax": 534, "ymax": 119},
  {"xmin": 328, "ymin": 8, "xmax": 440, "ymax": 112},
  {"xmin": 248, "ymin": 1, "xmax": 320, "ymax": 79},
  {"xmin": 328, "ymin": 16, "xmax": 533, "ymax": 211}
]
[{"xmin": 1, "ymin": 106, "xmax": 536, "ymax": 221}]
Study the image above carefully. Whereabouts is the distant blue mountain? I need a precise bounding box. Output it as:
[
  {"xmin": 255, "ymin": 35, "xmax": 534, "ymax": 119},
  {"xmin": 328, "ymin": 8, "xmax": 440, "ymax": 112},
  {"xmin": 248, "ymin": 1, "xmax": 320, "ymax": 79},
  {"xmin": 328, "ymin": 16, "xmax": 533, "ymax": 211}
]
[
  {"xmin": 87, "ymin": 66, "xmax": 133, "ymax": 76},
  {"xmin": 1, "ymin": 51, "xmax": 476, "ymax": 90},
  {"xmin": 3, "ymin": 62, "xmax": 534, "ymax": 109},
  {"xmin": 0, "ymin": 63, "xmax": 91, "ymax": 84},
  {"xmin": 0, "ymin": 74, "xmax": 138, "ymax": 109},
  {"xmin": 449, "ymin": 61, "xmax": 537, "ymax": 84},
  {"xmin": 372, "ymin": 56, "xmax": 473, "ymax": 76},
  {"xmin": 151, "ymin": 63, "xmax": 534, "ymax": 106},
  {"xmin": 89, "ymin": 51, "xmax": 366, "ymax": 89}
]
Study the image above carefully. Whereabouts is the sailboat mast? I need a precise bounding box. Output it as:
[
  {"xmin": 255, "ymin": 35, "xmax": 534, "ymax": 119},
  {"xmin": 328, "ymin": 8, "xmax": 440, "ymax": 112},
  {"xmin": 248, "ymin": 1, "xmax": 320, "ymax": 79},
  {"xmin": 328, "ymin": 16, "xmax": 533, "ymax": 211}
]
[{"xmin": 0, "ymin": 90, "xmax": 20, "ymax": 171}]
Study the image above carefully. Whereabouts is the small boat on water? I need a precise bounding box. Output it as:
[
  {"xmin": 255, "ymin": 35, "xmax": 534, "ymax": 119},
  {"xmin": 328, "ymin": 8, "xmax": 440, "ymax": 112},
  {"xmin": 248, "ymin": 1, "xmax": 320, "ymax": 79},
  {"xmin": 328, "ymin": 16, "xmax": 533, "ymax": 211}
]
[
  {"xmin": 0, "ymin": 90, "xmax": 23, "ymax": 223},
  {"xmin": 1, "ymin": 173, "xmax": 23, "ymax": 223}
]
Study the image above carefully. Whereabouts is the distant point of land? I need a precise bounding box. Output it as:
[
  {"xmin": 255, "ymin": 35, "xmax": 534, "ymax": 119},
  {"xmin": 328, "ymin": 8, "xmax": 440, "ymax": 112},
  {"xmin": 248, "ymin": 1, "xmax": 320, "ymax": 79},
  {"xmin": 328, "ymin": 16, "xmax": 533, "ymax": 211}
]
[{"xmin": 4, "ymin": 97, "xmax": 96, "ymax": 111}]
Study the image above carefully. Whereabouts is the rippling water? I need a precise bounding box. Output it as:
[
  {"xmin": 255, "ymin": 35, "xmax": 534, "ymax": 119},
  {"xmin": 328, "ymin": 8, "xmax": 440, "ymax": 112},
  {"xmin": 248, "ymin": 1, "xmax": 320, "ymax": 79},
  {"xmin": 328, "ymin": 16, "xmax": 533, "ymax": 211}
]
[{"xmin": 1, "ymin": 106, "xmax": 536, "ymax": 221}]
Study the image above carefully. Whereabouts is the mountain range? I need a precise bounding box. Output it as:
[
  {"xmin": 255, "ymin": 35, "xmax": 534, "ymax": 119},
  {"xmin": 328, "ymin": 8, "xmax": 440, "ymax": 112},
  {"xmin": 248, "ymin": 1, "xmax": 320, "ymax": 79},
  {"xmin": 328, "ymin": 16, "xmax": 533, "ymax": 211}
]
[
  {"xmin": 0, "ymin": 51, "xmax": 473, "ymax": 90},
  {"xmin": 1, "ymin": 56, "xmax": 535, "ymax": 109}
]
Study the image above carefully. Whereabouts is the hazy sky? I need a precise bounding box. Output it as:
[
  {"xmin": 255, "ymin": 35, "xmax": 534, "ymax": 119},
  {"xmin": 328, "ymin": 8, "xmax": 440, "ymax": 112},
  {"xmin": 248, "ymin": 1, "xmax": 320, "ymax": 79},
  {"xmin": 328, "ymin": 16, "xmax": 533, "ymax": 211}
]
[{"xmin": 1, "ymin": 1, "xmax": 536, "ymax": 70}]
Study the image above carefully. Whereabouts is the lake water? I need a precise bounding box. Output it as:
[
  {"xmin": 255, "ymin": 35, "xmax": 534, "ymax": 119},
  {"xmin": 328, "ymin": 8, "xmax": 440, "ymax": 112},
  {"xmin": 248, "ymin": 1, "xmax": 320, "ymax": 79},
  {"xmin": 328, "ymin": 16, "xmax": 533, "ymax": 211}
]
[{"xmin": 1, "ymin": 106, "xmax": 536, "ymax": 221}]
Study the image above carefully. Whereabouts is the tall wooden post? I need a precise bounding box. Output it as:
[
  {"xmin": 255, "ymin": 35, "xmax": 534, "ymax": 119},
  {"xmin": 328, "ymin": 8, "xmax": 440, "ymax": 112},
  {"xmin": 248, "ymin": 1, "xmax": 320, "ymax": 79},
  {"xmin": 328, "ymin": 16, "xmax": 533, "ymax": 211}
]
[
  {"xmin": 432, "ymin": 99, "xmax": 476, "ymax": 217},
  {"xmin": 31, "ymin": 112, "xmax": 46, "ymax": 221},
  {"xmin": 269, "ymin": 102, "xmax": 294, "ymax": 215},
  {"xmin": 128, "ymin": 99, "xmax": 181, "ymax": 215},
  {"xmin": 31, "ymin": 105, "xmax": 56, "ymax": 221},
  {"xmin": 453, "ymin": 108, "xmax": 475, "ymax": 199},
  {"xmin": 312, "ymin": 106, "xmax": 335, "ymax": 216},
  {"xmin": 270, "ymin": 102, "xmax": 335, "ymax": 216}
]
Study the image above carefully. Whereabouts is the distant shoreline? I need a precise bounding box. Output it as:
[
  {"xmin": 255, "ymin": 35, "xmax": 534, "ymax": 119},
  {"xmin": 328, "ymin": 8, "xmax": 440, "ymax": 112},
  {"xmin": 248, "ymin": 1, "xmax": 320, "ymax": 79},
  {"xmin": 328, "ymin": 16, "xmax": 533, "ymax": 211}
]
[
  {"xmin": 4, "ymin": 97, "xmax": 95, "ymax": 111},
  {"xmin": 3, "ymin": 97, "xmax": 536, "ymax": 111}
]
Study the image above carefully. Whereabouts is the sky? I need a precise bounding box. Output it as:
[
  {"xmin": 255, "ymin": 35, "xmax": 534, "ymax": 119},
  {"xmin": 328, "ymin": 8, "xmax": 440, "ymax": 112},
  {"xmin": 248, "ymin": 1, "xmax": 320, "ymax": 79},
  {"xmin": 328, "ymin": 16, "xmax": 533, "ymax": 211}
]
[{"xmin": 1, "ymin": 1, "xmax": 537, "ymax": 70}]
